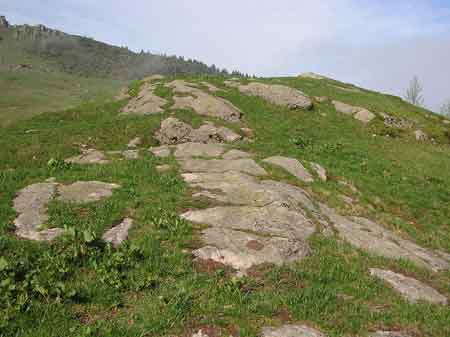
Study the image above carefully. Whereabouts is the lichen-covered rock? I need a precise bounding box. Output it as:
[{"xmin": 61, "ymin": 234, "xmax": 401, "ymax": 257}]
[
  {"xmin": 333, "ymin": 100, "xmax": 376, "ymax": 123},
  {"xmin": 57, "ymin": 181, "xmax": 120, "ymax": 203},
  {"xmin": 149, "ymin": 145, "xmax": 172, "ymax": 157},
  {"xmin": 262, "ymin": 324, "xmax": 326, "ymax": 337},
  {"xmin": 174, "ymin": 142, "xmax": 226, "ymax": 158},
  {"xmin": 179, "ymin": 158, "xmax": 267, "ymax": 176},
  {"xmin": 222, "ymin": 149, "xmax": 252, "ymax": 160},
  {"xmin": 102, "ymin": 218, "xmax": 133, "ymax": 248},
  {"xmin": 370, "ymin": 268, "xmax": 448, "ymax": 305},
  {"xmin": 237, "ymin": 82, "xmax": 313, "ymax": 110},
  {"xmin": 263, "ymin": 156, "xmax": 314, "ymax": 182}
]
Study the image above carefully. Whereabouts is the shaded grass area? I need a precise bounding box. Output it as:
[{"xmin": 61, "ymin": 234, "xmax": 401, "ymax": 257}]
[
  {"xmin": 0, "ymin": 70, "xmax": 123, "ymax": 125},
  {"xmin": 0, "ymin": 76, "xmax": 449, "ymax": 336}
]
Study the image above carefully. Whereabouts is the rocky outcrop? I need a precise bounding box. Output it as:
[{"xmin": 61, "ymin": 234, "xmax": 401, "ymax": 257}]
[
  {"xmin": 263, "ymin": 156, "xmax": 314, "ymax": 183},
  {"xmin": 299, "ymin": 72, "xmax": 327, "ymax": 80},
  {"xmin": 168, "ymin": 80, "xmax": 242, "ymax": 122},
  {"xmin": 155, "ymin": 118, "xmax": 241, "ymax": 145},
  {"xmin": 121, "ymin": 83, "xmax": 167, "ymax": 115}
]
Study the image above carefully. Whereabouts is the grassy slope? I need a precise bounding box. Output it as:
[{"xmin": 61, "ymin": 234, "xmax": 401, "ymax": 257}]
[{"xmin": 0, "ymin": 75, "xmax": 449, "ymax": 337}]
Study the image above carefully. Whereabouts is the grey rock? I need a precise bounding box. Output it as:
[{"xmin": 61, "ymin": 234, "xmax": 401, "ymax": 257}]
[
  {"xmin": 179, "ymin": 158, "xmax": 267, "ymax": 176},
  {"xmin": 127, "ymin": 137, "xmax": 142, "ymax": 148},
  {"xmin": 263, "ymin": 156, "xmax": 314, "ymax": 182},
  {"xmin": 370, "ymin": 268, "xmax": 448, "ymax": 305},
  {"xmin": 310, "ymin": 162, "xmax": 327, "ymax": 182},
  {"xmin": 262, "ymin": 324, "xmax": 326, "ymax": 337},
  {"xmin": 121, "ymin": 83, "xmax": 167, "ymax": 115},
  {"xmin": 155, "ymin": 117, "xmax": 241, "ymax": 145},
  {"xmin": 182, "ymin": 205, "xmax": 316, "ymax": 240},
  {"xmin": 13, "ymin": 182, "xmax": 64, "ymax": 241},
  {"xmin": 319, "ymin": 204, "xmax": 450, "ymax": 272},
  {"xmin": 201, "ymin": 81, "xmax": 220, "ymax": 92},
  {"xmin": 149, "ymin": 145, "xmax": 172, "ymax": 158},
  {"xmin": 333, "ymin": 101, "xmax": 375, "ymax": 123},
  {"xmin": 168, "ymin": 80, "xmax": 241, "ymax": 122},
  {"xmin": 414, "ymin": 130, "xmax": 428, "ymax": 141},
  {"xmin": 238, "ymin": 82, "xmax": 313, "ymax": 110},
  {"xmin": 57, "ymin": 181, "xmax": 120, "ymax": 203},
  {"xmin": 193, "ymin": 227, "xmax": 310, "ymax": 274},
  {"xmin": 314, "ymin": 96, "xmax": 329, "ymax": 103},
  {"xmin": 222, "ymin": 149, "xmax": 252, "ymax": 160},
  {"xmin": 369, "ymin": 331, "xmax": 413, "ymax": 337},
  {"xmin": 299, "ymin": 72, "xmax": 327, "ymax": 80},
  {"xmin": 156, "ymin": 164, "xmax": 171, "ymax": 173},
  {"xmin": 65, "ymin": 148, "xmax": 109, "ymax": 165},
  {"xmin": 121, "ymin": 150, "xmax": 139, "ymax": 160},
  {"xmin": 174, "ymin": 142, "xmax": 226, "ymax": 158},
  {"xmin": 354, "ymin": 109, "xmax": 376, "ymax": 123},
  {"xmin": 102, "ymin": 218, "xmax": 133, "ymax": 248}
]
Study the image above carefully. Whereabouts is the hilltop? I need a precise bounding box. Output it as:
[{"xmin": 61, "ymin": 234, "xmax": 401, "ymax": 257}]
[{"xmin": 1, "ymin": 15, "xmax": 450, "ymax": 337}]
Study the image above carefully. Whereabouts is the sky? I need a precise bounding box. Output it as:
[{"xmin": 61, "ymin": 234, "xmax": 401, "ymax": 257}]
[{"xmin": 2, "ymin": 0, "xmax": 450, "ymax": 112}]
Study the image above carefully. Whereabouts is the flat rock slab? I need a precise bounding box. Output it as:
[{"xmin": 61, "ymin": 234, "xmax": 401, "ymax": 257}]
[
  {"xmin": 13, "ymin": 182, "xmax": 64, "ymax": 241},
  {"xmin": 121, "ymin": 83, "xmax": 167, "ymax": 115},
  {"xmin": 155, "ymin": 117, "xmax": 241, "ymax": 145},
  {"xmin": 57, "ymin": 181, "xmax": 120, "ymax": 203},
  {"xmin": 65, "ymin": 148, "xmax": 109, "ymax": 165},
  {"xmin": 102, "ymin": 218, "xmax": 133, "ymax": 248},
  {"xmin": 168, "ymin": 80, "xmax": 242, "ymax": 122},
  {"xmin": 370, "ymin": 268, "xmax": 448, "ymax": 305},
  {"xmin": 237, "ymin": 82, "xmax": 313, "ymax": 110},
  {"xmin": 193, "ymin": 227, "xmax": 310, "ymax": 274},
  {"xmin": 263, "ymin": 156, "xmax": 314, "ymax": 183},
  {"xmin": 174, "ymin": 142, "xmax": 226, "ymax": 158},
  {"xmin": 179, "ymin": 158, "xmax": 267, "ymax": 176},
  {"xmin": 149, "ymin": 145, "xmax": 172, "ymax": 158},
  {"xmin": 182, "ymin": 205, "xmax": 315, "ymax": 240},
  {"xmin": 222, "ymin": 149, "xmax": 252, "ymax": 160},
  {"xmin": 332, "ymin": 100, "xmax": 375, "ymax": 123},
  {"xmin": 262, "ymin": 324, "xmax": 326, "ymax": 337},
  {"xmin": 319, "ymin": 204, "xmax": 450, "ymax": 272}
]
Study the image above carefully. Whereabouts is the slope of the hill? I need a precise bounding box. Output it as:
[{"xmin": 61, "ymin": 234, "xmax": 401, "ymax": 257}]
[{"xmin": 0, "ymin": 74, "xmax": 449, "ymax": 337}]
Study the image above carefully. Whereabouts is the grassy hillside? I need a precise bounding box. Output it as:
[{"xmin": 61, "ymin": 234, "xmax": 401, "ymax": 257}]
[{"xmin": 0, "ymin": 74, "xmax": 449, "ymax": 337}]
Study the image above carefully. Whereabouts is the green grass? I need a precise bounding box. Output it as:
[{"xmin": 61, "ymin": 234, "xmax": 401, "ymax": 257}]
[{"xmin": 0, "ymin": 75, "xmax": 449, "ymax": 337}]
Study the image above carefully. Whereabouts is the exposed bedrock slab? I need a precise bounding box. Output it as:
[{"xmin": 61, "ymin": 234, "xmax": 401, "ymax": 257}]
[
  {"xmin": 310, "ymin": 162, "xmax": 327, "ymax": 182},
  {"xmin": 179, "ymin": 158, "xmax": 267, "ymax": 176},
  {"xmin": 237, "ymin": 82, "xmax": 313, "ymax": 110},
  {"xmin": 102, "ymin": 218, "xmax": 133, "ymax": 248},
  {"xmin": 155, "ymin": 117, "xmax": 241, "ymax": 145},
  {"xmin": 167, "ymin": 80, "xmax": 242, "ymax": 122},
  {"xmin": 319, "ymin": 204, "xmax": 450, "ymax": 272},
  {"xmin": 262, "ymin": 324, "xmax": 326, "ymax": 337},
  {"xmin": 65, "ymin": 148, "xmax": 109, "ymax": 165},
  {"xmin": 370, "ymin": 268, "xmax": 448, "ymax": 305},
  {"xmin": 201, "ymin": 81, "xmax": 220, "ymax": 92},
  {"xmin": 263, "ymin": 156, "xmax": 314, "ymax": 183},
  {"xmin": 182, "ymin": 205, "xmax": 316, "ymax": 240},
  {"xmin": 57, "ymin": 181, "xmax": 120, "ymax": 203},
  {"xmin": 222, "ymin": 149, "xmax": 252, "ymax": 160},
  {"xmin": 193, "ymin": 227, "xmax": 311, "ymax": 274},
  {"xmin": 174, "ymin": 142, "xmax": 226, "ymax": 158},
  {"xmin": 13, "ymin": 182, "xmax": 64, "ymax": 241},
  {"xmin": 121, "ymin": 83, "xmax": 167, "ymax": 115}
]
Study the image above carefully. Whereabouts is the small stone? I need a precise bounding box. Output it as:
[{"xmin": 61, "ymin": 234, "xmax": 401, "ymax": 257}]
[
  {"xmin": 122, "ymin": 150, "xmax": 139, "ymax": 160},
  {"xmin": 102, "ymin": 218, "xmax": 133, "ymax": 248},
  {"xmin": 222, "ymin": 149, "xmax": 252, "ymax": 160},
  {"xmin": 262, "ymin": 324, "xmax": 326, "ymax": 337},
  {"xmin": 310, "ymin": 162, "xmax": 327, "ymax": 181},
  {"xmin": 370, "ymin": 268, "xmax": 448, "ymax": 305},
  {"xmin": 65, "ymin": 148, "xmax": 109, "ymax": 165},
  {"xmin": 57, "ymin": 181, "xmax": 120, "ymax": 203},
  {"xmin": 314, "ymin": 96, "xmax": 329, "ymax": 103},
  {"xmin": 263, "ymin": 156, "xmax": 314, "ymax": 182},
  {"xmin": 414, "ymin": 129, "xmax": 428, "ymax": 141},
  {"xmin": 354, "ymin": 109, "xmax": 376, "ymax": 123},
  {"xmin": 332, "ymin": 100, "xmax": 360, "ymax": 115},
  {"xmin": 127, "ymin": 137, "xmax": 142, "ymax": 148},
  {"xmin": 149, "ymin": 145, "xmax": 172, "ymax": 158},
  {"xmin": 156, "ymin": 164, "xmax": 171, "ymax": 173}
]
